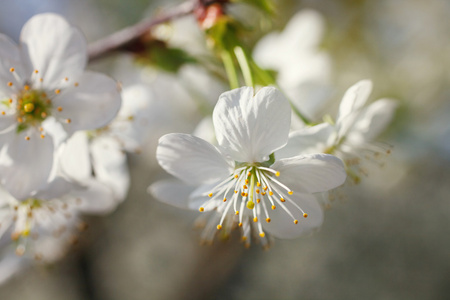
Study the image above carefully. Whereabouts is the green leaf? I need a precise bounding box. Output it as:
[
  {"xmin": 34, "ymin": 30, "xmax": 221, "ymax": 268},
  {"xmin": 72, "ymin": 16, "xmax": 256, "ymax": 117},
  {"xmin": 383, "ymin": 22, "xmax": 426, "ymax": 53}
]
[
  {"xmin": 135, "ymin": 41, "xmax": 197, "ymax": 73},
  {"xmin": 232, "ymin": 0, "xmax": 275, "ymax": 15}
]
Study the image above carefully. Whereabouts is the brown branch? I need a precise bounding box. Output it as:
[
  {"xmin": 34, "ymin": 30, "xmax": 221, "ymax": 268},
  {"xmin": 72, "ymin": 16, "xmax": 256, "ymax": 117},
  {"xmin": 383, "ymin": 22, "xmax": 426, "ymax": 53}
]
[{"xmin": 87, "ymin": 0, "xmax": 198, "ymax": 62}]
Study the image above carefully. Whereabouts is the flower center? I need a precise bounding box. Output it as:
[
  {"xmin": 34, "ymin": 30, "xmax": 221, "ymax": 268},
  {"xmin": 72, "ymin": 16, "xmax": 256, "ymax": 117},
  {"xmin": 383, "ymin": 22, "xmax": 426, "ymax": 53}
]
[
  {"xmin": 198, "ymin": 164, "xmax": 309, "ymax": 241},
  {"xmin": 15, "ymin": 87, "xmax": 53, "ymax": 132}
]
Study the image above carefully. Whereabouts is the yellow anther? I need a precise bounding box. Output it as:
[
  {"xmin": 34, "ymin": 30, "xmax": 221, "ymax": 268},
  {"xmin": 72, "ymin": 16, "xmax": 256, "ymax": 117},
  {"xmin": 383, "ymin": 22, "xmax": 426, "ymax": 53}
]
[
  {"xmin": 247, "ymin": 172, "xmax": 251, "ymax": 177},
  {"xmin": 256, "ymin": 182, "xmax": 261, "ymax": 187},
  {"xmin": 64, "ymin": 77, "xmax": 69, "ymax": 81},
  {"xmin": 24, "ymin": 85, "xmax": 30, "ymax": 91},
  {"xmin": 259, "ymin": 232, "xmax": 265, "ymax": 238},
  {"xmin": 9, "ymin": 67, "xmax": 15, "ymax": 72},
  {"xmin": 57, "ymin": 106, "xmax": 63, "ymax": 112},
  {"xmin": 241, "ymin": 192, "xmax": 246, "ymax": 197},
  {"xmin": 41, "ymin": 112, "xmax": 47, "ymax": 118},
  {"xmin": 208, "ymin": 193, "xmax": 213, "ymax": 197},
  {"xmin": 238, "ymin": 222, "xmax": 243, "ymax": 227},
  {"xmin": 275, "ymin": 171, "xmax": 280, "ymax": 177},
  {"xmin": 256, "ymin": 189, "xmax": 260, "ymax": 194},
  {"xmin": 269, "ymin": 191, "xmax": 273, "ymax": 196},
  {"xmin": 234, "ymin": 190, "xmax": 238, "ymax": 194},
  {"xmin": 7, "ymin": 82, "xmax": 13, "ymax": 87},
  {"xmin": 266, "ymin": 218, "xmax": 271, "ymax": 223},
  {"xmin": 17, "ymin": 117, "xmax": 23, "ymax": 123},
  {"xmin": 280, "ymin": 198, "xmax": 285, "ymax": 202},
  {"xmin": 40, "ymin": 134, "xmax": 45, "ymax": 139},
  {"xmin": 253, "ymin": 217, "xmax": 258, "ymax": 222},
  {"xmin": 223, "ymin": 198, "xmax": 227, "ymax": 202},
  {"xmin": 288, "ymin": 191, "xmax": 293, "ymax": 195},
  {"xmin": 39, "ymin": 127, "xmax": 43, "ymax": 132},
  {"xmin": 24, "ymin": 103, "xmax": 35, "ymax": 113},
  {"xmin": 199, "ymin": 207, "xmax": 204, "ymax": 212},
  {"xmin": 294, "ymin": 220, "xmax": 299, "ymax": 224},
  {"xmin": 271, "ymin": 205, "xmax": 276, "ymax": 210},
  {"xmin": 247, "ymin": 200, "xmax": 255, "ymax": 209},
  {"xmin": 55, "ymin": 89, "xmax": 61, "ymax": 94},
  {"xmin": 234, "ymin": 174, "xmax": 239, "ymax": 179},
  {"xmin": 22, "ymin": 229, "xmax": 30, "ymax": 236},
  {"xmin": 34, "ymin": 70, "xmax": 39, "ymax": 74},
  {"xmin": 245, "ymin": 179, "xmax": 249, "ymax": 184},
  {"xmin": 39, "ymin": 78, "xmax": 43, "ymax": 82},
  {"xmin": 261, "ymin": 192, "xmax": 266, "ymax": 196},
  {"xmin": 8, "ymin": 98, "xmax": 12, "ymax": 104},
  {"xmin": 244, "ymin": 193, "xmax": 248, "ymax": 197},
  {"xmin": 263, "ymin": 186, "xmax": 268, "ymax": 191},
  {"xmin": 217, "ymin": 224, "xmax": 222, "ymax": 230},
  {"xmin": 241, "ymin": 236, "xmax": 247, "ymax": 241},
  {"xmin": 256, "ymin": 199, "xmax": 260, "ymax": 203},
  {"xmin": 25, "ymin": 136, "xmax": 30, "ymax": 141},
  {"xmin": 243, "ymin": 185, "xmax": 248, "ymax": 189},
  {"xmin": 235, "ymin": 211, "xmax": 239, "ymax": 215},
  {"xmin": 303, "ymin": 213, "xmax": 308, "ymax": 218},
  {"xmin": 74, "ymin": 82, "xmax": 79, "ymax": 87},
  {"xmin": 1, "ymin": 111, "xmax": 5, "ymax": 115},
  {"xmin": 66, "ymin": 118, "xmax": 71, "ymax": 123}
]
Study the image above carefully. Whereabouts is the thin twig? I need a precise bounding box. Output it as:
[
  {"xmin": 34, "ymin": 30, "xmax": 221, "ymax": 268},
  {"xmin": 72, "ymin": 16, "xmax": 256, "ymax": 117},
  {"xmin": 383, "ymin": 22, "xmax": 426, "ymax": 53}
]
[{"xmin": 87, "ymin": 0, "xmax": 198, "ymax": 62}]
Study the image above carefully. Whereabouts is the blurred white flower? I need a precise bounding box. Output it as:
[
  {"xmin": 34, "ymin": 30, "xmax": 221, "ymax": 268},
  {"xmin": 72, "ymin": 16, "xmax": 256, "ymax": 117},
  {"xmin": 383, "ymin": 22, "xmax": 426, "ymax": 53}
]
[
  {"xmin": 253, "ymin": 9, "xmax": 333, "ymax": 122},
  {"xmin": 278, "ymin": 80, "xmax": 397, "ymax": 184},
  {"xmin": 150, "ymin": 87, "xmax": 346, "ymax": 246},
  {"xmin": 0, "ymin": 13, "xmax": 121, "ymax": 199}
]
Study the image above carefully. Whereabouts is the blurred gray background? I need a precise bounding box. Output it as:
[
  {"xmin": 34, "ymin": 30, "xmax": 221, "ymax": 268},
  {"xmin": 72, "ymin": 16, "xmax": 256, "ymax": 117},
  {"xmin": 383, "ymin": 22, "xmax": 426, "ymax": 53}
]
[{"xmin": 0, "ymin": 0, "xmax": 449, "ymax": 299}]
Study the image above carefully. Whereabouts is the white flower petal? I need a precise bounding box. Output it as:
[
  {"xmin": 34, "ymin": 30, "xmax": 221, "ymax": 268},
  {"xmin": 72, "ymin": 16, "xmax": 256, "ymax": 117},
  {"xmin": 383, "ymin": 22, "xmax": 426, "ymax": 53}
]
[
  {"xmin": 337, "ymin": 80, "xmax": 373, "ymax": 124},
  {"xmin": 91, "ymin": 136, "xmax": 130, "ymax": 202},
  {"xmin": 72, "ymin": 180, "xmax": 117, "ymax": 215},
  {"xmin": 0, "ymin": 34, "xmax": 25, "ymax": 96},
  {"xmin": 157, "ymin": 133, "xmax": 233, "ymax": 185},
  {"xmin": 213, "ymin": 86, "xmax": 291, "ymax": 162},
  {"xmin": 0, "ymin": 254, "xmax": 24, "ymax": 285},
  {"xmin": 20, "ymin": 13, "xmax": 87, "ymax": 89},
  {"xmin": 272, "ymin": 153, "xmax": 346, "ymax": 194},
  {"xmin": 59, "ymin": 132, "xmax": 91, "ymax": 182},
  {"xmin": 148, "ymin": 179, "xmax": 196, "ymax": 210},
  {"xmin": 346, "ymin": 99, "xmax": 397, "ymax": 145},
  {"xmin": 0, "ymin": 129, "xmax": 54, "ymax": 199},
  {"xmin": 0, "ymin": 115, "xmax": 16, "ymax": 133},
  {"xmin": 34, "ymin": 176, "xmax": 74, "ymax": 200},
  {"xmin": 53, "ymin": 71, "xmax": 121, "ymax": 134},
  {"xmin": 277, "ymin": 123, "xmax": 335, "ymax": 159},
  {"xmin": 262, "ymin": 193, "xmax": 323, "ymax": 239}
]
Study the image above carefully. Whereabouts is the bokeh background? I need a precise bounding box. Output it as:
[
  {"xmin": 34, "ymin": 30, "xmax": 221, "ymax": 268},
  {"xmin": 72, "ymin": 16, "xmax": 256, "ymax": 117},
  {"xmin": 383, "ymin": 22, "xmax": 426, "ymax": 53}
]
[{"xmin": 0, "ymin": 0, "xmax": 449, "ymax": 299}]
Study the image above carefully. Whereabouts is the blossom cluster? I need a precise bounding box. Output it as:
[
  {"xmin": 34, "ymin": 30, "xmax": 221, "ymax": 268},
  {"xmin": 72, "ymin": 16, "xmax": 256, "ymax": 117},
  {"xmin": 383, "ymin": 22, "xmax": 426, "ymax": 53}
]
[{"xmin": 0, "ymin": 5, "xmax": 397, "ymax": 284}]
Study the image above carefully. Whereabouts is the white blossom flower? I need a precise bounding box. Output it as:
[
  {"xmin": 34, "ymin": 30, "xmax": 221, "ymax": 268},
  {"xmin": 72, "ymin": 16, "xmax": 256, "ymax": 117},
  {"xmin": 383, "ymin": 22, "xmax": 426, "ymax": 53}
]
[
  {"xmin": 0, "ymin": 13, "xmax": 121, "ymax": 199},
  {"xmin": 150, "ymin": 87, "xmax": 346, "ymax": 245},
  {"xmin": 253, "ymin": 10, "xmax": 333, "ymax": 122},
  {"xmin": 278, "ymin": 80, "xmax": 397, "ymax": 184}
]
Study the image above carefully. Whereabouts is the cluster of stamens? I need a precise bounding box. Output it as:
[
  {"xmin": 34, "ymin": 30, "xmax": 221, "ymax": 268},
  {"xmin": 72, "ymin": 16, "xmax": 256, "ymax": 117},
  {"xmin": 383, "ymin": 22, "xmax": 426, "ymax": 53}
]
[
  {"xmin": 198, "ymin": 165, "xmax": 308, "ymax": 241},
  {"xmin": 2, "ymin": 67, "xmax": 79, "ymax": 140},
  {"xmin": 6, "ymin": 197, "xmax": 84, "ymax": 258}
]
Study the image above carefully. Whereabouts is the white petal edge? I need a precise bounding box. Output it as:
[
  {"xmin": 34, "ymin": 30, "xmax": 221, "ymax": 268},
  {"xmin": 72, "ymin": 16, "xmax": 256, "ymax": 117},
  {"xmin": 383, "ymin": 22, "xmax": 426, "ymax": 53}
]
[
  {"xmin": 271, "ymin": 153, "xmax": 347, "ymax": 194},
  {"xmin": 148, "ymin": 179, "xmax": 196, "ymax": 210},
  {"xmin": 20, "ymin": 13, "xmax": 87, "ymax": 89},
  {"xmin": 0, "ymin": 129, "xmax": 54, "ymax": 200},
  {"xmin": 90, "ymin": 136, "xmax": 130, "ymax": 202},
  {"xmin": 157, "ymin": 133, "xmax": 233, "ymax": 185},
  {"xmin": 53, "ymin": 71, "xmax": 121, "ymax": 135},
  {"xmin": 213, "ymin": 86, "xmax": 291, "ymax": 163},
  {"xmin": 277, "ymin": 122, "xmax": 335, "ymax": 159},
  {"xmin": 346, "ymin": 98, "xmax": 397, "ymax": 145},
  {"xmin": 337, "ymin": 80, "xmax": 373, "ymax": 124}
]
